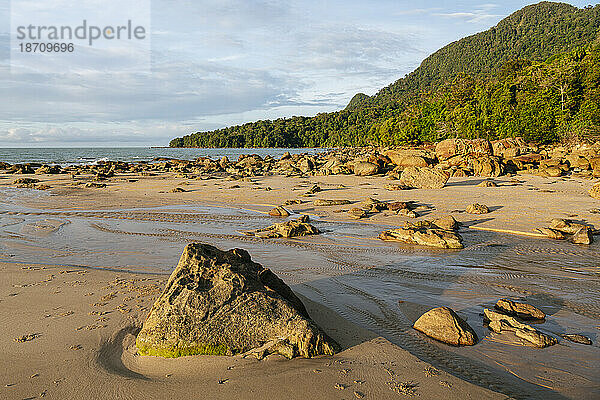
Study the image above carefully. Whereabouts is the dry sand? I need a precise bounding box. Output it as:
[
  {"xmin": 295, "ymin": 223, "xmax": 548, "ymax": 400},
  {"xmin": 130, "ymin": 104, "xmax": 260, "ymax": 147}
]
[{"xmin": 1, "ymin": 170, "xmax": 599, "ymax": 400}]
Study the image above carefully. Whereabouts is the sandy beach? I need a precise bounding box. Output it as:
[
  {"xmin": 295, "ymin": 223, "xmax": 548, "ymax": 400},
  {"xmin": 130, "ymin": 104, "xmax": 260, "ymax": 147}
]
[{"xmin": 1, "ymin": 169, "xmax": 599, "ymax": 400}]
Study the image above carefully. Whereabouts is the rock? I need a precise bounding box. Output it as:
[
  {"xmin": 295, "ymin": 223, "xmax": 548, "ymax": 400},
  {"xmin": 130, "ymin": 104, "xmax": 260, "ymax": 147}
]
[
  {"xmin": 477, "ymin": 180, "xmax": 498, "ymax": 187},
  {"xmin": 590, "ymin": 183, "xmax": 600, "ymax": 200},
  {"xmin": 348, "ymin": 208, "xmax": 368, "ymax": 219},
  {"xmin": 244, "ymin": 215, "xmax": 319, "ymax": 239},
  {"xmin": 13, "ymin": 178, "xmax": 39, "ymax": 185},
  {"xmin": 306, "ymin": 184, "xmax": 322, "ymax": 194},
  {"xmin": 269, "ymin": 206, "xmax": 291, "ymax": 217},
  {"xmin": 387, "ymin": 201, "xmax": 410, "ymax": 211},
  {"xmin": 397, "ymin": 209, "xmax": 418, "ymax": 218},
  {"xmin": 494, "ymin": 299, "xmax": 545, "ymax": 320},
  {"xmin": 313, "ymin": 199, "xmax": 351, "ymax": 206},
  {"xmin": 433, "ymin": 215, "xmax": 459, "ymax": 231},
  {"xmin": 541, "ymin": 166, "xmax": 563, "ymax": 177},
  {"xmin": 413, "ymin": 307, "xmax": 477, "ymax": 346},
  {"xmin": 384, "ymin": 150, "xmax": 429, "ymax": 168},
  {"xmin": 466, "ymin": 203, "xmax": 489, "ymax": 214},
  {"xmin": 472, "ymin": 156, "xmax": 504, "ymax": 177},
  {"xmin": 549, "ymin": 218, "xmax": 589, "ymax": 235},
  {"xmin": 435, "ymin": 139, "xmax": 492, "ymax": 160},
  {"xmin": 571, "ymin": 227, "xmax": 593, "ymax": 245},
  {"xmin": 35, "ymin": 165, "xmax": 61, "ymax": 174},
  {"xmin": 400, "ymin": 167, "xmax": 450, "ymax": 189},
  {"xmin": 359, "ymin": 198, "xmax": 387, "ymax": 212},
  {"xmin": 284, "ymin": 199, "xmax": 303, "ymax": 206},
  {"xmin": 380, "ymin": 221, "xmax": 463, "ymax": 249},
  {"xmin": 280, "ymin": 152, "xmax": 292, "ymax": 160},
  {"xmin": 535, "ymin": 228, "xmax": 566, "ymax": 240},
  {"xmin": 219, "ymin": 156, "xmax": 229, "ymax": 169},
  {"xmin": 171, "ymin": 187, "xmax": 187, "ymax": 193},
  {"xmin": 353, "ymin": 162, "xmax": 379, "ymax": 176},
  {"xmin": 483, "ymin": 309, "xmax": 557, "ymax": 348},
  {"xmin": 136, "ymin": 243, "xmax": 338, "ymax": 358},
  {"xmin": 298, "ymin": 158, "xmax": 314, "ymax": 174},
  {"xmin": 492, "ymin": 137, "xmax": 528, "ymax": 158},
  {"xmin": 85, "ymin": 182, "xmax": 106, "ymax": 188},
  {"xmin": 561, "ymin": 334, "xmax": 593, "ymax": 345}
]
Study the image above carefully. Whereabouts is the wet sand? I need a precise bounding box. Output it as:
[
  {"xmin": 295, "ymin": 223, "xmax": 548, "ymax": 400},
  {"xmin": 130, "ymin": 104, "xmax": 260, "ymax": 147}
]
[{"xmin": 1, "ymin": 171, "xmax": 599, "ymax": 399}]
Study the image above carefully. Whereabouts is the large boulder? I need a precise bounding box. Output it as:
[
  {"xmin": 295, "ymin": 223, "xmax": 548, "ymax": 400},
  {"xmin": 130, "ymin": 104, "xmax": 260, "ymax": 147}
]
[
  {"xmin": 472, "ymin": 156, "xmax": 504, "ymax": 177},
  {"xmin": 435, "ymin": 139, "xmax": 492, "ymax": 161},
  {"xmin": 413, "ymin": 307, "xmax": 477, "ymax": 346},
  {"xmin": 400, "ymin": 167, "xmax": 450, "ymax": 189},
  {"xmin": 353, "ymin": 162, "xmax": 379, "ymax": 176},
  {"xmin": 384, "ymin": 150, "xmax": 429, "ymax": 168},
  {"xmin": 136, "ymin": 244, "xmax": 338, "ymax": 358}
]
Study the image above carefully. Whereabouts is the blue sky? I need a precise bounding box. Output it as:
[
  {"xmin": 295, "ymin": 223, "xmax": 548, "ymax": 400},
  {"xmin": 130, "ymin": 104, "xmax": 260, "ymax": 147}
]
[{"xmin": 0, "ymin": 0, "xmax": 595, "ymax": 147}]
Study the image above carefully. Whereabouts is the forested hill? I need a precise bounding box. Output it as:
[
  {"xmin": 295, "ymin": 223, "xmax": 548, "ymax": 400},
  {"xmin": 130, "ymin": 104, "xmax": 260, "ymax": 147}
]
[
  {"xmin": 371, "ymin": 2, "xmax": 600, "ymax": 107},
  {"xmin": 170, "ymin": 2, "xmax": 600, "ymax": 148}
]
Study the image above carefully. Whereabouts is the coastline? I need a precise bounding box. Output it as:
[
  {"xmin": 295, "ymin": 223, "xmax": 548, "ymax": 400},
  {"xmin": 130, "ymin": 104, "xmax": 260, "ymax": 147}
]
[{"xmin": 0, "ymin": 167, "xmax": 599, "ymax": 399}]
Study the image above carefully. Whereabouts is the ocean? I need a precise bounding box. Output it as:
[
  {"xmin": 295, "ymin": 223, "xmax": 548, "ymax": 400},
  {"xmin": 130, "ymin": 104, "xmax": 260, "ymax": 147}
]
[{"xmin": 0, "ymin": 147, "xmax": 330, "ymax": 166}]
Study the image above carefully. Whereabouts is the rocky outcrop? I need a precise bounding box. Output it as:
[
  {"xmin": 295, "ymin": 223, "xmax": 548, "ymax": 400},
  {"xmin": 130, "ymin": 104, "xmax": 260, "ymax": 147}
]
[
  {"xmin": 136, "ymin": 244, "xmax": 338, "ymax": 359},
  {"xmin": 413, "ymin": 307, "xmax": 477, "ymax": 346},
  {"xmin": 483, "ymin": 309, "xmax": 557, "ymax": 348},
  {"xmin": 243, "ymin": 215, "xmax": 319, "ymax": 238},
  {"xmin": 435, "ymin": 139, "xmax": 492, "ymax": 160},
  {"xmin": 379, "ymin": 220, "xmax": 463, "ymax": 249},
  {"xmin": 494, "ymin": 299, "xmax": 545, "ymax": 320},
  {"xmin": 400, "ymin": 167, "xmax": 450, "ymax": 189}
]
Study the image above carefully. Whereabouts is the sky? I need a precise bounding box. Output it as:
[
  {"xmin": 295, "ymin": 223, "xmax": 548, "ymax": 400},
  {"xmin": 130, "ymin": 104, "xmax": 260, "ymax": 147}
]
[{"xmin": 0, "ymin": 0, "xmax": 595, "ymax": 147}]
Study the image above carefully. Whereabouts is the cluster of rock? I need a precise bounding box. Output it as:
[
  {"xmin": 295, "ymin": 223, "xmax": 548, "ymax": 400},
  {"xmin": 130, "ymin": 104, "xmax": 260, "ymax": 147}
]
[
  {"xmin": 413, "ymin": 298, "xmax": 590, "ymax": 348},
  {"xmin": 2, "ymin": 137, "xmax": 599, "ymax": 197},
  {"xmin": 536, "ymin": 218, "xmax": 596, "ymax": 245},
  {"xmin": 379, "ymin": 216, "xmax": 463, "ymax": 249},
  {"xmin": 344, "ymin": 198, "xmax": 421, "ymax": 220},
  {"xmin": 136, "ymin": 243, "xmax": 338, "ymax": 359},
  {"xmin": 242, "ymin": 215, "xmax": 319, "ymax": 239}
]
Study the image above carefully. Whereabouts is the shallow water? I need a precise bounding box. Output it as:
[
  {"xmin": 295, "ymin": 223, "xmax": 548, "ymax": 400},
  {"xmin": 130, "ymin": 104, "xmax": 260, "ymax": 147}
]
[{"xmin": 0, "ymin": 189, "xmax": 598, "ymax": 399}]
